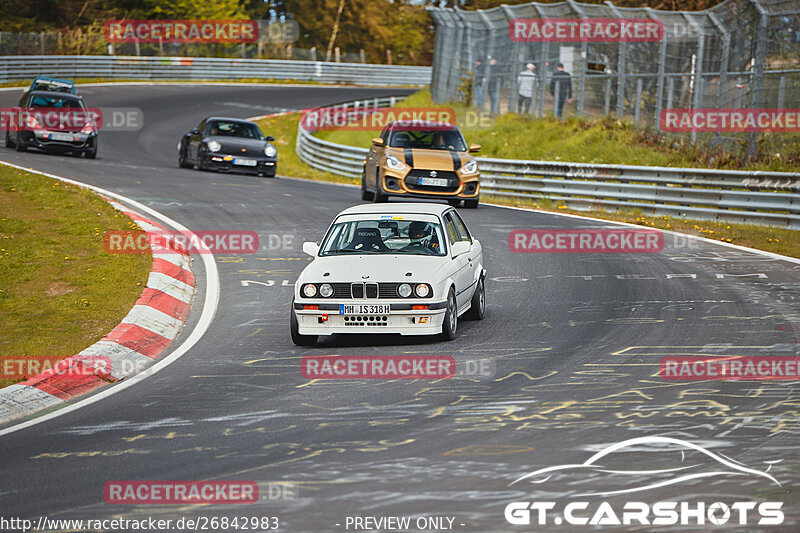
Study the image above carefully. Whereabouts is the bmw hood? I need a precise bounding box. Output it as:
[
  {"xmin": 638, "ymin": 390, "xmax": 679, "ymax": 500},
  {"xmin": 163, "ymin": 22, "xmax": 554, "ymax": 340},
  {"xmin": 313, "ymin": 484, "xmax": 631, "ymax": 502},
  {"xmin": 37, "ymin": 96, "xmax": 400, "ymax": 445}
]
[{"xmin": 302, "ymin": 255, "xmax": 448, "ymax": 283}]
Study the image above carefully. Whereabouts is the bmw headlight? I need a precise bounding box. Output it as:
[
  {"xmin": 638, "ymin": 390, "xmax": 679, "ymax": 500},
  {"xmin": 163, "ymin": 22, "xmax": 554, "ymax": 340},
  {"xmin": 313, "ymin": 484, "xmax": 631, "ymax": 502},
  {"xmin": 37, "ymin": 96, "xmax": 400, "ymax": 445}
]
[
  {"xmin": 397, "ymin": 283, "xmax": 412, "ymax": 298},
  {"xmin": 415, "ymin": 283, "xmax": 431, "ymax": 297},
  {"xmin": 385, "ymin": 154, "xmax": 407, "ymax": 171},
  {"xmin": 206, "ymin": 140, "xmax": 222, "ymax": 153},
  {"xmin": 264, "ymin": 144, "xmax": 277, "ymax": 157},
  {"xmin": 319, "ymin": 283, "xmax": 333, "ymax": 297},
  {"xmin": 459, "ymin": 160, "xmax": 478, "ymax": 175},
  {"xmin": 302, "ymin": 283, "xmax": 317, "ymax": 297}
]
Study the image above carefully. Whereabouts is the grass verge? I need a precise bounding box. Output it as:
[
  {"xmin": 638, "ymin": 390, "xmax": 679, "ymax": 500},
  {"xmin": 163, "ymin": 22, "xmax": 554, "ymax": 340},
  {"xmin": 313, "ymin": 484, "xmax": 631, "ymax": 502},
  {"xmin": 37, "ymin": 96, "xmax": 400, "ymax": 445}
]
[
  {"xmin": 0, "ymin": 165, "xmax": 151, "ymax": 389},
  {"xmin": 256, "ymin": 103, "xmax": 798, "ymax": 259},
  {"xmin": 318, "ymin": 90, "xmax": 800, "ymax": 172}
]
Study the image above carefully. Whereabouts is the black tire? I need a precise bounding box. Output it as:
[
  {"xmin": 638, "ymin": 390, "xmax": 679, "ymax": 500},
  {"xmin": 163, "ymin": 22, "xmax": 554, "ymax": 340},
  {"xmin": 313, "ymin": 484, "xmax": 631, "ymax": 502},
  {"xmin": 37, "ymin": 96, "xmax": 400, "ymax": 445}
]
[
  {"xmin": 448, "ymin": 199, "xmax": 462, "ymax": 207},
  {"xmin": 178, "ymin": 145, "xmax": 191, "ymax": 168},
  {"xmin": 5, "ymin": 131, "xmax": 14, "ymax": 148},
  {"xmin": 464, "ymin": 198, "xmax": 479, "ymax": 209},
  {"xmin": 361, "ymin": 169, "xmax": 374, "ymax": 201},
  {"xmin": 290, "ymin": 304, "xmax": 318, "ymax": 347},
  {"xmin": 84, "ymin": 149, "xmax": 97, "ymax": 159},
  {"xmin": 441, "ymin": 288, "xmax": 458, "ymax": 340},
  {"xmin": 464, "ymin": 276, "xmax": 485, "ymax": 320},
  {"xmin": 15, "ymin": 137, "xmax": 26, "ymax": 152},
  {"xmin": 264, "ymin": 167, "xmax": 276, "ymax": 178},
  {"xmin": 197, "ymin": 152, "xmax": 208, "ymax": 171},
  {"xmin": 373, "ymin": 177, "xmax": 388, "ymax": 203}
]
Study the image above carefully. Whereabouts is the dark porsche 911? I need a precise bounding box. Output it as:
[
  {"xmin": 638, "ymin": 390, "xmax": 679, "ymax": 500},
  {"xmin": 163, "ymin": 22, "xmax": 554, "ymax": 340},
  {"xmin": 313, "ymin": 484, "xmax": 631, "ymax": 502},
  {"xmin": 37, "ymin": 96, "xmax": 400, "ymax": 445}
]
[{"xmin": 178, "ymin": 117, "xmax": 277, "ymax": 177}]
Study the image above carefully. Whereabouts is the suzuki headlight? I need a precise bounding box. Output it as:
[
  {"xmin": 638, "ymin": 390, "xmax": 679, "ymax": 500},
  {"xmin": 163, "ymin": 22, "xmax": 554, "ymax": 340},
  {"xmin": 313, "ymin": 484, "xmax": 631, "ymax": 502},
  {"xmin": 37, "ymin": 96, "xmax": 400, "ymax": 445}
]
[
  {"xmin": 460, "ymin": 160, "xmax": 478, "ymax": 175},
  {"xmin": 385, "ymin": 154, "xmax": 406, "ymax": 171},
  {"xmin": 264, "ymin": 144, "xmax": 277, "ymax": 157},
  {"xmin": 207, "ymin": 140, "xmax": 221, "ymax": 153}
]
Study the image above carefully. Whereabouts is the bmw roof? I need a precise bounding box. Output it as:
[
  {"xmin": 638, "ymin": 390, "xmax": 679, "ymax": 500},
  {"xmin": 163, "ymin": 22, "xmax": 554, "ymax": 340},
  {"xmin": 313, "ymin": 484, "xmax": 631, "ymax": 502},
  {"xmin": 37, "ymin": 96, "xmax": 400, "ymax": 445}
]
[{"xmin": 339, "ymin": 203, "xmax": 453, "ymax": 216}]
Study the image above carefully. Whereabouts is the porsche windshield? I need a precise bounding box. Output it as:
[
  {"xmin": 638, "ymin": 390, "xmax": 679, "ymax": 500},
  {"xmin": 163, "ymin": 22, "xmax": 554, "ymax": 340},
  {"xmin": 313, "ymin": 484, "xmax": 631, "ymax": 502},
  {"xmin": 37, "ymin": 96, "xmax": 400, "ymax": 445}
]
[
  {"xmin": 205, "ymin": 120, "xmax": 264, "ymax": 139},
  {"xmin": 388, "ymin": 130, "xmax": 466, "ymax": 151},
  {"xmin": 320, "ymin": 218, "xmax": 447, "ymax": 256}
]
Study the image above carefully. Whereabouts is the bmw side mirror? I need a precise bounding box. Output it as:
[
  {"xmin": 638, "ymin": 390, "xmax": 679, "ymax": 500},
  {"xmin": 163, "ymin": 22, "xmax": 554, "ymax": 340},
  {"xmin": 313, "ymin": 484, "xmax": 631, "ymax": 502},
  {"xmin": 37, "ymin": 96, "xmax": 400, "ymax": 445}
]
[
  {"xmin": 302, "ymin": 242, "xmax": 319, "ymax": 257},
  {"xmin": 451, "ymin": 241, "xmax": 470, "ymax": 257},
  {"xmin": 266, "ymin": 136, "xmax": 275, "ymax": 142}
]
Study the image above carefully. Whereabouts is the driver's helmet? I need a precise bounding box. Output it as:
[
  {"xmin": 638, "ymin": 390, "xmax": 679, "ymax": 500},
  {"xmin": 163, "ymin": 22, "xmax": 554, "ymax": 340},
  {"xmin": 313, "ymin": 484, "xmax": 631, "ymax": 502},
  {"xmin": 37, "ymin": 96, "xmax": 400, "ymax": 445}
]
[{"xmin": 408, "ymin": 221, "xmax": 431, "ymax": 245}]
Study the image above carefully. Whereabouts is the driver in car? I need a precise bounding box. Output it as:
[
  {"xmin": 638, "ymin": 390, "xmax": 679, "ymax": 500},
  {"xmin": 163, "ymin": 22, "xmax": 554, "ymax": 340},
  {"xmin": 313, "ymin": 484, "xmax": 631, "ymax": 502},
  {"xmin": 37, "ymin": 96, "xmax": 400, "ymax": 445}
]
[{"xmin": 402, "ymin": 221, "xmax": 438, "ymax": 253}]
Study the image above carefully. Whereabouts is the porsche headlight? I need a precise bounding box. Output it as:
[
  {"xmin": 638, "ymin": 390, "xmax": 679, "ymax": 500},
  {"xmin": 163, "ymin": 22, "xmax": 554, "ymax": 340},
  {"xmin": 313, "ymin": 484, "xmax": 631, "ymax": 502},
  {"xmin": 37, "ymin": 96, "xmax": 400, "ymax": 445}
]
[
  {"xmin": 397, "ymin": 283, "xmax": 412, "ymax": 298},
  {"xmin": 459, "ymin": 160, "xmax": 478, "ymax": 175},
  {"xmin": 319, "ymin": 283, "xmax": 333, "ymax": 297},
  {"xmin": 264, "ymin": 144, "xmax": 277, "ymax": 157},
  {"xmin": 415, "ymin": 283, "xmax": 431, "ymax": 297},
  {"xmin": 385, "ymin": 154, "xmax": 406, "ymax": 171},
  {"xmin": 207, "ymin": 140, "xmax": 221, "ymax": 153},
  {"xmin": 302, "ymin": 283, "xmax": 317, "ymax": 297}
]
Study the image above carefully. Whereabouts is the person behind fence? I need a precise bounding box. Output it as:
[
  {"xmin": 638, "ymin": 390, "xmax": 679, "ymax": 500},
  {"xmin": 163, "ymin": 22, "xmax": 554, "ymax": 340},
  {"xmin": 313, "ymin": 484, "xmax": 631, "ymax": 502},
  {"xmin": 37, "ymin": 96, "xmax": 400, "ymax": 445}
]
[
  {"xmin": 487, "ymin": 57, "xmax": 502, "ymax": 115},
  {"xmin": 549, "ymin": 62, "xmax": 572, "ymax": 118},
  {"xmin": 473, "ymin": 58, "xmax": 485, "ymax": 107},
  {"xmin": 516, "ymin": 63, "xmax": 538, "ymax": 115}
]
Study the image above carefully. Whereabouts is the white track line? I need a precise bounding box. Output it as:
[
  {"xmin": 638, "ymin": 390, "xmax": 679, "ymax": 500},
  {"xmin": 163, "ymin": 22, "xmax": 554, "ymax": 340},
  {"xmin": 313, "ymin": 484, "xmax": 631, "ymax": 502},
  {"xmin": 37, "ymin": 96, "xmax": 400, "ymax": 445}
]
[{"xmin": 0, "ymin": 160, "xmax": 220, "ymax": 437}]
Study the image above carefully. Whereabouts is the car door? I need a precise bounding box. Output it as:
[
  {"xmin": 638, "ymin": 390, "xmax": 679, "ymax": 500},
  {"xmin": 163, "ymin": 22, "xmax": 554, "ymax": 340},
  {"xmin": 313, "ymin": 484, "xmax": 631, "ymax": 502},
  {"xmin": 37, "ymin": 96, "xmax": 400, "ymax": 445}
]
[
  {"xmin": 188, "ymin": 119, "xmax": 206, "ymax": 161},
  {"xmin": 449, "ymin": 210, "xmax": 481, "ymax": 292},
  {"xmin": 444, "ymin": 211, "xmax": 473, "ymax": 310}
]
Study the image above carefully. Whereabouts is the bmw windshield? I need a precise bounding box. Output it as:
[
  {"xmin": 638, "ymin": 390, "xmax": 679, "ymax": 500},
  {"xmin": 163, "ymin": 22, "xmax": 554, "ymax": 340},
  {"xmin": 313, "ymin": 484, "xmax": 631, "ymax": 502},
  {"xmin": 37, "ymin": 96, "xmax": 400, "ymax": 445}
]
[{"xmin": 320, "ymin": 217, "xmax": 447, "ymax": 256}]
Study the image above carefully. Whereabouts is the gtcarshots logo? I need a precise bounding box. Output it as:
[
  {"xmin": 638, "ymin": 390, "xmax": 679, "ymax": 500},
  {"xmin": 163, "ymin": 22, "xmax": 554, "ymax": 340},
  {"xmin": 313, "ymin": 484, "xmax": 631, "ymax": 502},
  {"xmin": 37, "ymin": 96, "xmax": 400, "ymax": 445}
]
[{"xmin": 504, "ymin": 436, "xmax": 784, "ymax": 527}]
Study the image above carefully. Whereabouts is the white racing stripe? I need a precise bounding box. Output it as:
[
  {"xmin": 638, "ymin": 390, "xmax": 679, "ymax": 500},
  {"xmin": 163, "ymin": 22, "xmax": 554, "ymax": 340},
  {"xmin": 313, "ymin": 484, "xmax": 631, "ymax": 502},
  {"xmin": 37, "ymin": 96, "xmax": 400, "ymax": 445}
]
[{"xmin": 0, "ymin": 161, "xmax": 220, "ymax": 437}]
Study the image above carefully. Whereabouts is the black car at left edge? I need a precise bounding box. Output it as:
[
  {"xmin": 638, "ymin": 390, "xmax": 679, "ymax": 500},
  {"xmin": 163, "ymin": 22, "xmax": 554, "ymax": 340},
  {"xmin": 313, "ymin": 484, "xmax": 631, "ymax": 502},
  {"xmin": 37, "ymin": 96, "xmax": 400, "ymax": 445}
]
[{"xmin": 178, "ymin": 117, "xmax": 277, "ymax": 177}]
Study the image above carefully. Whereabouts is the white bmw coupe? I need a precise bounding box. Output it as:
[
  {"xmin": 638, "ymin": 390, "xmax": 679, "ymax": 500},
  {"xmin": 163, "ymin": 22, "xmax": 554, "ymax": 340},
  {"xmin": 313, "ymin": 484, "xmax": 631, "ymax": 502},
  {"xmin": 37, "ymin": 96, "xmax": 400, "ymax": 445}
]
[{"xmin": 291, "ymin": 203, "xmax": 486, "ymax": 346}]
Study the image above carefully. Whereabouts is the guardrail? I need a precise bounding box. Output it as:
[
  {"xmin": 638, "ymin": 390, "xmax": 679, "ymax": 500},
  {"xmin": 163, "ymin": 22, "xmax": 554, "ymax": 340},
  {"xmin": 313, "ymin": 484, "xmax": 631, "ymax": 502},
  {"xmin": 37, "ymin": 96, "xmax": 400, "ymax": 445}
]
[
  {"xmin": 0, "ymin": 55, "xmax": 432, "ymax": 86},
  {"xmin": 296, "ymin": 98, "xmax": 800, "ymax": 228}
]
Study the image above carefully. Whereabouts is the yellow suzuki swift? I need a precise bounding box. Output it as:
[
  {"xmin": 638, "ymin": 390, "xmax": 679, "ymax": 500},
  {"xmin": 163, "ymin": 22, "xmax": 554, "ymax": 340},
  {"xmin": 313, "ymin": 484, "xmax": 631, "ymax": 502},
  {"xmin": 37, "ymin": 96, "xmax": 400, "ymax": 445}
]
[{"xmin": 361, "ymin": 120, "xmax": 481, "ymax": 208}]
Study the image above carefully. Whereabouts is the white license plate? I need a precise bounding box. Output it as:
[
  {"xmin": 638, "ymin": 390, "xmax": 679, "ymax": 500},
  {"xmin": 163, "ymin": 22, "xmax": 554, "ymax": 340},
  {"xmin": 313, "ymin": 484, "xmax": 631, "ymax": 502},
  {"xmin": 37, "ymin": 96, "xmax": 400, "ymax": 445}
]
[
  {"xmin": 339, "ymin": 304, "xmax": 391, "ymax": 315},
  {"xmin": 419, "ymin": 177, "xmax": 449, "ymax": 187},
  {"xmin": 50, "ymin": 133, "xmax": 74, "ymax": 141},
  {"xmin": 233, "ymin": 158, "xmax": 257, "ymax": 166}
]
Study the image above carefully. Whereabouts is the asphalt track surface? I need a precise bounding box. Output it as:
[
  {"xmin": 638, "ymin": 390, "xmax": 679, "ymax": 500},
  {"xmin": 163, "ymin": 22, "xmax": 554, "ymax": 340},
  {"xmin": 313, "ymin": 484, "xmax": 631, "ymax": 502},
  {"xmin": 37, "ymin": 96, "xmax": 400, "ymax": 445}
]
[{"xmin": 0, "ymin": 84, "xmax": 799, "ymax": 532}]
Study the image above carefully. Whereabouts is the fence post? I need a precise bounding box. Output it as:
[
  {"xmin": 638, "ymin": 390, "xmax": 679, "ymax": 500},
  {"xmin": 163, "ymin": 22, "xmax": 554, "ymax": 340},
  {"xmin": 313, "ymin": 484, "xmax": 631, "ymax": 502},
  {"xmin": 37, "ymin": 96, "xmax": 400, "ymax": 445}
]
[
  {"xmin": 568, "ymin": 0, "xmax": 588, "ymax": 117},
  {"xmin": 634, "ymin": 78, "xmax": 643, "ymax": 123},
  {"xmin": 646, "ymin": 8, "xmax": 667, "ymax": 131},
  {"xmin": 605, "ymin": 2, "xmax": 627, "ymax": 118},
  {"xmin": 666, "ymin": 77, "xmax": 674, "ymax": 114},
  {"xmin": 604, "ymin": 76, "xmax": 612, "ymax": 115},
  {"xmin": 778, "ymin": 75, "xmax": 787, "ymax": 109},
  {"xmin": 747, "ymin": 0, "xmax": 768, "ymax": 159},
  {"xmin": 684, "ymin": 13, "xmax": 705, "ymax": 145},
  {"xmin": 310, "ymin": 46, "xmax": 316, "ymax": 61}
]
